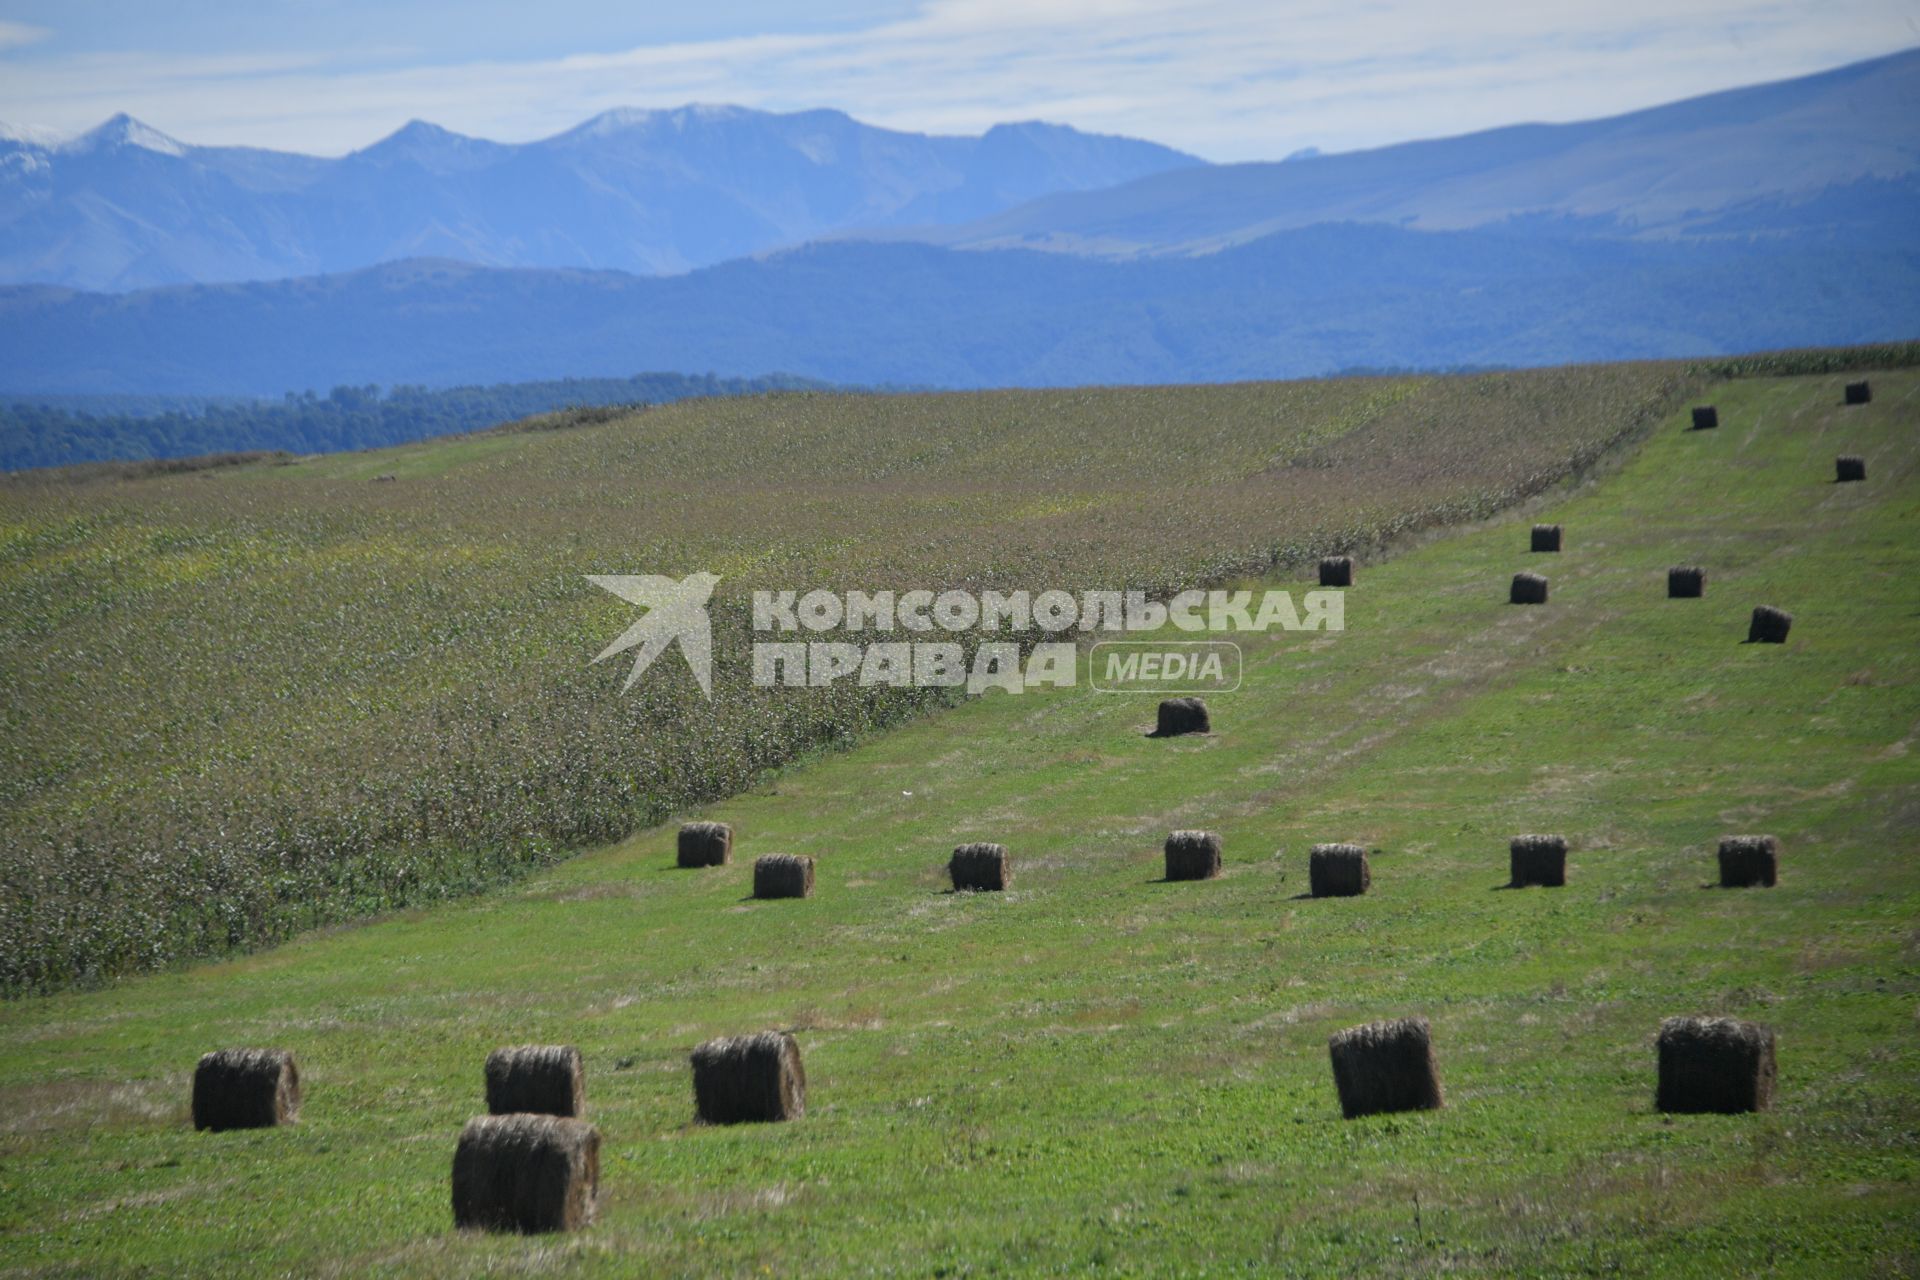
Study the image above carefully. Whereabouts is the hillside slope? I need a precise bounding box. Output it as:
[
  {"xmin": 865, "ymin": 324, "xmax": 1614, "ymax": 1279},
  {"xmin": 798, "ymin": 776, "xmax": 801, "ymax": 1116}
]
[
  {"xmin": 907, "ymin": 46, "xmax": 1920, "ymax": 256},
  {"xmin": 1, "ymin": 368, "xmax": 1915, "ymax": 1275},
  {"xmin": 0, "ymin": 363, "xmax": 1693, "ymax": 993}
]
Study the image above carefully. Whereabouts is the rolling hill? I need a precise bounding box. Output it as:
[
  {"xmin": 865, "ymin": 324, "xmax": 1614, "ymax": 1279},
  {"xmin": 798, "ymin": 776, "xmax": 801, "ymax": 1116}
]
[
  {"xmin": 900, "ymin": 46, "xmax": 1920, "ymax": 257},
  {"xmin": 3, "ymin": 228, "xmax": 1917, "ymax": 396},
  {"xmin": 0, "ymin": 358, "xmax": 1914, "ymax": 1275}
]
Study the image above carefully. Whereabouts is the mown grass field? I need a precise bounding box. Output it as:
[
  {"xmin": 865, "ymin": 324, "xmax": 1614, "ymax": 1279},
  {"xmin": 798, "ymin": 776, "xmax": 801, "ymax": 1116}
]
[
  {"xmin": 1, "ymin": 368, "xmax": 1915, "ymax": 1276},
  {"xmin": 1, "ymin": 365, "xmax": 1696, "ymax": 992}
]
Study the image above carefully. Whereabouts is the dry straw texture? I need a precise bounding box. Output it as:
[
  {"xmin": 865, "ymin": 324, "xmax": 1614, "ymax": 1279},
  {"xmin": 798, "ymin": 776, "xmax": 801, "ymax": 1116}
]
[
  {"xmin": 1510, "ymin": 572, "xmax": 1549, "ymax": 605},
  {"xmin": 1310, "ymin": 843, "xmax": 1371, "ymax": 897},
  {"xmin": 1718, "ymin": 835, "xmax": 1779, "ymax": 888},
  {"xmin": 1836, "ymin": 455, "xmax": 1866, "ymax": 483},
  {"xmin": 485, "ymin": 1045, "xmax": 585, "ymax": 1118},
  {"xmin": 1319, "ymin": 555, "xmax": 1354, "ymax": 587},
  {"xmin": 1163, "ymin": 830, "xmax": 1223, "ymax": 881},
  {"xmin": 1668, "ymin": 566, "xmax": 1705, "ymax": 598},
  {"xmin": 1748, "ymin": 606, "xmax": 1793, "ymax": 644},
  {"xmin": 1530, "ymin": 524, "xmax": 1562, "ymax": 552},
  {"xmin": 677, "ymin": 821, "xmax": 732, "ymax": 868},
  {"xmin": 1845, "ymin": 380, "xmax": 1872, "ymax": 405},
  {"xmin": 1153, "ymin": 697, "xmax": 1210, "ymax": 737},
  {"xmin": 451, "ymin": 1113, "xmax": 600, "ymax": 1233},
  {"xmin": 1328, "ymin": 1017, "xmax": 1444, "ymax": 1119},
  {"xmin": 1509, "ymin": 834, "xmax": 1568, "ymax": 887},
  {"xmin": 1691, "ymin": 405, "xmax": 1719, "ymax": 430},
  {"xmin": 949, "ymin": 842, "xmax": 1012, "ymax": 891},
  {"xmin": 191, "ymin": 1048, "xmax": 300, "ymax": 1131},
  {"xmin": 691, "ymin": 1031, "xmax": 807, "ymax": 1124},
  {"xmin": 753, "ymin": 854, "xmax": 815, "ymax": 899},
  {"xmin": 1656, "ymin": 1016, "xmax": 1777, "ymax": 1113}
]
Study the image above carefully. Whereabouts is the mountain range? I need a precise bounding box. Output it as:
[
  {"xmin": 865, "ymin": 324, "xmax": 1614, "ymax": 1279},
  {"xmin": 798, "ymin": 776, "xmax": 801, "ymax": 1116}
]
[
  {"xmin": 0, "ymin": 50, "xmax": 1916, "ymax": 401},
  {"xmin": 900, "ymin": 46, "xmax": 1920, "ymax": 256},
  {"xmin": 0, "ymin": 107, "xmax": 1198, "ymax": 291}
]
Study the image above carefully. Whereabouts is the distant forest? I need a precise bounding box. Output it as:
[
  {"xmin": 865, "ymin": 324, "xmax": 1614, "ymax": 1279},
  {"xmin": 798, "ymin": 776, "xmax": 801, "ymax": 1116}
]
[{"xmin": 0, "ymin": 371, "xmax": 840, "ymax": 472}]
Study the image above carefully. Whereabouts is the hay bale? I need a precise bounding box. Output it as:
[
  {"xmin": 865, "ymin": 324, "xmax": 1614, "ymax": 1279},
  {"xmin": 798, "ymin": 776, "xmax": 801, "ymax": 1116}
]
[
  {"xmin": 949, "ymin": 842, "xmax": 1012, "ymax": 891},
  {"xmin": 1530, "ymin": 524, "xmax": 1562, "ymax": 553},
  {"xmin": 1319, "ymin": 556, "xmax": 1354, "ymax": 587},
  {"xmin": 1309, "ymin": 843, "xmax": 1371, "ymax": 897},
  {"xmin": 451, "ymin": 1113, "xmax": 600, "ymax": 1232},
  {"xmin": 1163, "ymin": 830, "xmax": 1222, "ymax": 881},
  {"xmin": 1844, "ymin": 380, "xmax": 1871, "ymax": 405},
  {"xmin": 1747, "ymin": 606, "xmax": 1792, "ymax": 644},
  {"xmin": 1668, "ymin": 566, "xmax": 1705, "ymax": 598},
  {"xmin": 485, "ymin": 1045, "xmax": 585, "ymax": 1118},
  {"xmin": 1153, "ymin": 696, "xmax": 1210, "ymax": 737},
  {"xmin": 191, "ymin": 1048, "xmax": 300, "ymax": 1131},
  {"xmin": 753, "ymin": 853, "xmax": 815, "ymax": 899},
  {"xmin": 1717, "ymin": 834, "xmax": 1779, "ymax": 888},
  {"xmin": 1656, "ymin": 1016, "xmax": 1776, "ymax": 1114},
  {"xmin": 1327, "ymin": 1017, "xmax": 1443, "ymax": 1119},
  {"xmin": 1509, "ymin": 572, "xmax": 1549, "ymax": 605},
  {"xmin": 1836, "ymin": 455, "xmax": 1866, "ymax": 483},
  {"xmin": 1691, "ymin": 406, "xmax": 1718, "ymax": 430},
  {"xmin": 1509, "ymin": 834, "xmax": 1567, "ymax": 887},
  {"xmin": 690, "ymin": 1031, "xmax": 806, "ymax": 1124},
  {"xmin": 677, "ymin": 821, "xmax": 732, "ymax": 868}
]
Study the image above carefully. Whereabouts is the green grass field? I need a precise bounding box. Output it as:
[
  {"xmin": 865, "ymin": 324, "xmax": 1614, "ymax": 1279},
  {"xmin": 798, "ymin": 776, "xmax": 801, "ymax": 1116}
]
[
  {"xmin": 1, "ymin": 364, "xmax": 1696, "ymax": 992},
  {"xmin": 1, "ymin": 368, "xmax": 1917, "ymax": 1276}
]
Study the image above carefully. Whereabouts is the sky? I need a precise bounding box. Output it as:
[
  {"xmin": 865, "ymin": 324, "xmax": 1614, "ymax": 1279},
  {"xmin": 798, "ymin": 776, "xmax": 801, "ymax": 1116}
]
[{"xmin": 0, "ymin": 0, "xmax": 1916, "ymax": 161}]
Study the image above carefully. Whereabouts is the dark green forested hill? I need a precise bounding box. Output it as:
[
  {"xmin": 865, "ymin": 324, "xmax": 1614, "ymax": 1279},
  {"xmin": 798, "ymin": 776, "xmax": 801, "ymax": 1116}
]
[{"xmin": 0, "ymin": 371, "xmax": 841, "ymax": 471}]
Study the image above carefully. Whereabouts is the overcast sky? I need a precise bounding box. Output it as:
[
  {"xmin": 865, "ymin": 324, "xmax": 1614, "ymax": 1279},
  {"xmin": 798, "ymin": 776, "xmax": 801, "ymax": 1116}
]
[{"xmin": 1, "ymin": 0, "xmax": 1915, "ymax": 161}]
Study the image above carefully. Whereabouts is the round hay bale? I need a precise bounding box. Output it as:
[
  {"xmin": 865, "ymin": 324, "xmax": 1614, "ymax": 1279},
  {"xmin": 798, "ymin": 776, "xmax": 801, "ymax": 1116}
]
[
  {"xmin": 1510, "ymin": 572, "xmax": 1549, "ymax": 605},
  {"xmin": 191, "ymin": 1048, "xmax": 300, "ymax": 1131},
  {"xmin": 1835, "ymin": 455, "xmax": 1866, "ymax": 483},
  {"xmin": 753, "ymin": 853, "xmax": 815, "ymax": 899},
  {"xmin": 1327, "ymin": 1016, "xmax": 1443, "ymax": 1119},
  {"xmin": 1153, "ymin": 696, "xmax": 1210, "ymax": 737},
  {"xmin": 1844, "ymin": 380, "xmax": 1871, "ymax": 405},
  {"xmin": 1163, "ymin": 830, "xmax": 1222, "ymax": 881},
  {"xmin": 451, "ymin": 1113, "xmax": 600, "ymax": 1233},
  {"xmin": 1656, "ymin": 1016, "xmax": 1776, "ymax": 1114},
  {"xmin": 1530, "ymin": 524, "xmax": 1562, "ymax": 553},
  {"xmin": 1319, "ymin": 556, "xmax": 1354, "ymax": 587},
  {"xmin": 1747, "ymin": 606, "xmax": 1792, "ymax": 644},
  {"xmin": 1717, "ymin": 834, "xmax": 1778, "ymax": 888},
  {"xmin": 1509, "ymin": 834, "xmax": 1567, "ymax": 887},
  {"xmin": 690, "ymin": 1031, "xmax": 806, "ymax": 1124},
  {"xmin": 1667, "ymin": 566, "xmax": 1705, "ymax": 598},
  {"xmin": 677, "ymin": 820, "xmax": 732, "ymax": 868},
  {"xmin": 485, "ymin": 1045, "xmax": 584, "ymax": 1118},
  {"xmin": 1309, "ymin": 843, "xmax": 1370, "ymax": 897},
  {"xmin": 949, "ymin": 842, "xmax": 1012, "ymax": 891},
  {"xmin": 1690, "ymin": 405, "xmax": 1718, "ymax": 431}
]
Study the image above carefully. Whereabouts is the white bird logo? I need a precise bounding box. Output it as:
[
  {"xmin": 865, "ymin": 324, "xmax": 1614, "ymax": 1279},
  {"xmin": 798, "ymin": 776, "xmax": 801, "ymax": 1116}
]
[{"xmin": 586, "ymin": 572, "xmax": 720, "ymax": 698}]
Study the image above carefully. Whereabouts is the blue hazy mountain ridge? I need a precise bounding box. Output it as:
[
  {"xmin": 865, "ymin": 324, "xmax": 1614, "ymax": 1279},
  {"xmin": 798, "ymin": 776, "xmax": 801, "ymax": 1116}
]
[
  {"xmin": 0, "ymin": 107, "xmax": 1202, "ymax": 291},
  {"xmin": 0, "ymin": 51, "xmax": 1914, "ymax": 406},
  {"xmin": 888, "ymin": 47, "xmax": 1920, "ymax": 256},
  {"xmin": 3, "ymin": 220, "xmax": 1915, "ymax": 396}
]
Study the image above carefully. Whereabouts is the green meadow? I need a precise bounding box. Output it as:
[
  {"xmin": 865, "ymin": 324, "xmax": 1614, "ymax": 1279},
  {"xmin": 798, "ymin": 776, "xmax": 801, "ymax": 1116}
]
[{"xmin": 0, "ymin": 366, "xmax": 1915, "ymax": 1275}]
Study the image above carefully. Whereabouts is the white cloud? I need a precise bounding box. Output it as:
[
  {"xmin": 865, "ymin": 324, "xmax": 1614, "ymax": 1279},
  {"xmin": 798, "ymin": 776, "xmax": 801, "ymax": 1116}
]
[
  {"xmin": 0, "ymin": 20, "xmax": 50, "ymax": 51},
  {"xmin": 0, "ymin": 0, "xmax": 1912, "ymax": 159}
]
